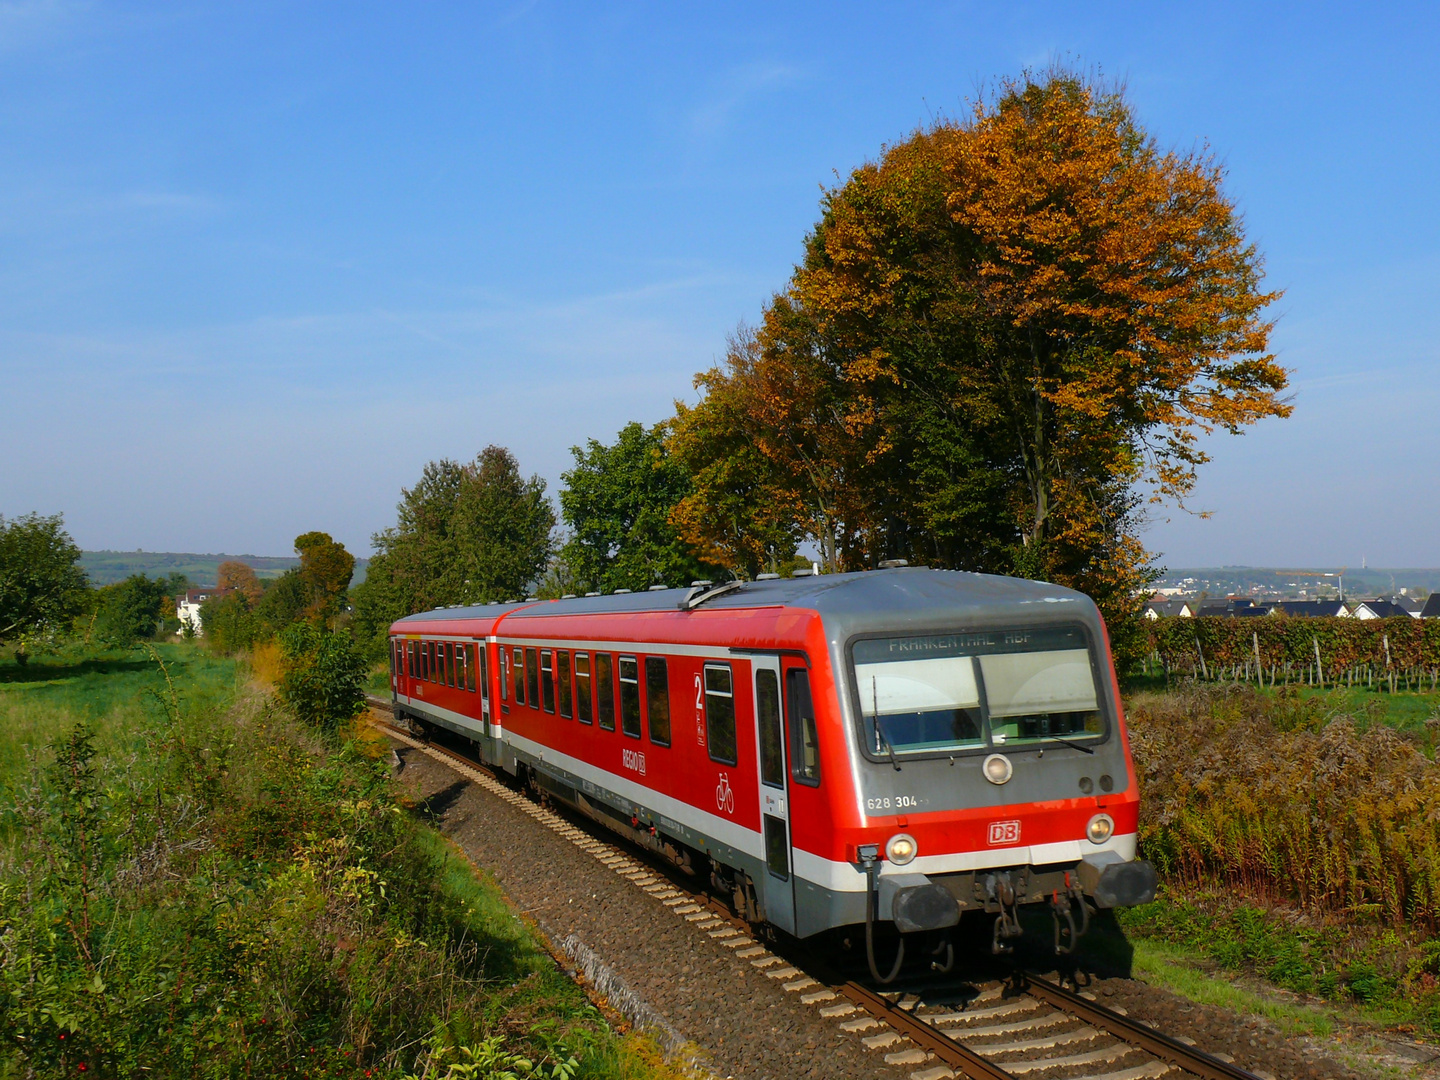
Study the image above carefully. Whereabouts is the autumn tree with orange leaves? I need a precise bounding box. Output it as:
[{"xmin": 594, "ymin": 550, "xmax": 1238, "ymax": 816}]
[{"xmin": 671, "ymin": 70, "xmax": 1289, "ymax": 664}]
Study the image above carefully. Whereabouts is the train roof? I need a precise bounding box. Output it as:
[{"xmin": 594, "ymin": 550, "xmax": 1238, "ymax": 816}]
[{"xmin": 392, "ymin": 567, "xmax": 1098, "ymax": 636}]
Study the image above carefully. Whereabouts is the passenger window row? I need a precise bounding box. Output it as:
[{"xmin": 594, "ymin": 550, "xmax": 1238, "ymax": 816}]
[
  {"xmin": 500, "ymin": 645, "xmax": 675, "ymax": 747},
  {"xmin": 392, "ymin": 637, "xmax": 818, "ymax": 783},
  {"xmin": 396, "ymin": 639, "xmax": 485, "ymax": 694}
]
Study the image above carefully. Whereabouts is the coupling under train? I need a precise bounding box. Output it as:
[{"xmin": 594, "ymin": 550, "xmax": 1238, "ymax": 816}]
[{"xmin": 386, "ymin": 565, "xmax": 1156, "ymax": 977}]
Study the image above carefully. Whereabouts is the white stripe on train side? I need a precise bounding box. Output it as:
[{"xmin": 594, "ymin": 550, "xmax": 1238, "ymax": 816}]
[{"xmin": 400, "ymin": 693, "xmax": 1134, "ymax": 898}]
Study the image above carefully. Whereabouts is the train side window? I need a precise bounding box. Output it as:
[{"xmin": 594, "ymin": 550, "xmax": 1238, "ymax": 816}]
[
  {"xmin": 618, "ymin": 656, "xmax": 641, "ymax": 738},
  {"xmin": 786, "ymin": 669, "xmax": 821, "ymax": 786},
  {"xmin": 409, "ymin": 641, "xmax": 418, "ymax": 680},
  {"xmin": 477, "ymin": 644, "xmax": 487, "ymax": 696},
  {"xmin": 467, "ymin": 644, "xmax": 477, "ymax": 692},
  {"xmin": 595, "ymin": 654, "xmax": 615, "ymax": 731},
  {"xmin": 525, "ymin": 648, "xmax": 540, "ymax": 708},
  {"xmin": 512, "ymin": 647, "xmax": 525, "ymax": 704},
  {"xmin": 422, "ymin": 641, "xmax": 431, "ymax": 682},
  {"xmin": 756, "ymin": 669, "xmax": 784, "ymax": 788},
  {"xmin": 705, "ymin": 664, "xmax": 737, "ymax": 765},
  {"xmin": 446, "ymin": 643, "xmax": 457, "ymax": 688},
  {"xmin": 499, "ymin": 647, "xmax": 509, "ymax": 701},
  {"xmin": 557, "ymin": 651, "xmax": 573, "ymax": 718},
  {"xmin": 646, "ymin": 657, "xmax": 671, "ymax": 747},
  {"xmin": 574, "ymin": 652, "xmax": 593, "ymax": 724},
  {"xmin": 540, "ymin": 650, "xmax": 556, "ymax": 713}
]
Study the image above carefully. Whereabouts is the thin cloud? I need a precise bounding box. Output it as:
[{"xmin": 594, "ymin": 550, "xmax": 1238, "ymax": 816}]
[
  {"xmin": 0, "ymin": 0, "xmax": 86, "ymax": 51},
  {"xmin": 688, "ymin": 61, "xmax": 806, "ymax": 139}
]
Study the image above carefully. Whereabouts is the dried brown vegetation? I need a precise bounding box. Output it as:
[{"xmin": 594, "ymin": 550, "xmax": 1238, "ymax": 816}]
[{"xmin": 1127, "ymin": 685, "xmax": 1440, "ymax": 928}]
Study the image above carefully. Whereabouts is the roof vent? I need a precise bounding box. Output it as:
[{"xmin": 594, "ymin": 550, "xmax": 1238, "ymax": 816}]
[
  {"xmin": 878, "ymin": 559, "xmax": 909, "ymax": 570},
  {"xmin": 613, "ymin": 588, "xmax": 632, "ymax": 594},
  {"xmin": 690, "ymin": 579, "xmax": 713, "ymax": 587},
  {"xmin": 648, "ymin": 584, "xmax": 667, "ymax": 591},
  {"xmin": 562, "ymin": 593, "xmax": 577, "ymax": 599},
  {"xmin": 792, "ymin": 568, "xmax": 814, "ymax": 577},
  {"xmin": 585, "ymin": 591, "xmax": 601, "ymax": 597},
  {"xmin": 525, "ymin": 596, "xmax": 538, "ymax": 601},
  {"xmin": 756, "ymin": 572, "xmax": 780, "ymax": 581}
]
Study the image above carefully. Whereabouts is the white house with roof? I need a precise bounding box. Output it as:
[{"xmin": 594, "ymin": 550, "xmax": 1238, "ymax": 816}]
[{"xmin": 175, "ymin": 588, "xmax": 221, "ymax": 635}]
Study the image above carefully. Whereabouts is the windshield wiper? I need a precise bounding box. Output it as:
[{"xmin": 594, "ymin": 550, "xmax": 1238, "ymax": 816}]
[
  {"xmin": 1033, "ymin": 733, "xmax": 1095, "ymax": 756},
  {"xmin": 873, "ymin": 716, "xmax": 902, "ymax": 772},
  {"xmin": 869, "ymin": 676, "xmax": 901, "ymax": 771}
]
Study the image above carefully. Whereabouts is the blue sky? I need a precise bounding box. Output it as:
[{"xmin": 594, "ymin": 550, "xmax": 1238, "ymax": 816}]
[{"xmin": 3, "ymin": 1, "xmax": 1437, "ymax": 569}]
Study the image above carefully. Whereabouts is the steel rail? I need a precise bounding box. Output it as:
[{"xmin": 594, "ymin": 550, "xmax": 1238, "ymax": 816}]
[
  {"xmin": 839, "ymin": 981, "xmax": 1015, "ymax": 1080},
  {"xmin": 1018, "ymin": 974, "xmax": 1266, "ymax": 1080}
]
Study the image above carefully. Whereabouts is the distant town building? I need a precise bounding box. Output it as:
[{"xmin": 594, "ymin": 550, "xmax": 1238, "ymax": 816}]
[
  {"xmin": 176, "ymin": 587, "xmax": 224, "ymax": 635},
  {"xmin": 1351, "ymin": 599, "xmax": 1414, "ymax": 620},
  {"xmin": 1195, "ymin": 597, "xmax": 1269, "ymax": 617},
  {"xmin": 1144, "ymin": 599, "xmax": 1193, "ymax": 619},
  {"xmin": 1266, "ymin": 600, "xmax": 1347, "ymax": 618}
]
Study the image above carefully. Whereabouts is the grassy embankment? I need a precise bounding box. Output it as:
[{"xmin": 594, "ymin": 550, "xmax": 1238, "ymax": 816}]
[
  {"xmin": 1115, "ymin": 677, "xmax": 1440, "ymax": 1040},
  {"xmin": 0, "ymin": 644, "xmax": 685, "ymax": 1079}
]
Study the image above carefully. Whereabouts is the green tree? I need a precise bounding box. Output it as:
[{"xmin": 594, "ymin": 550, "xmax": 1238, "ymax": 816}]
[
  {"xmin": 294, "ymin": 531, "xmax": 355, "ymax": 624},
  {"xmin": 557, "ymin": 421, "xmax": 720, "ymax": 593},
  {"xmin": 93, "ymin": 575, "xmax": 171, "ymax": 646},
  {"xmin": 276, "ymin": 623, "xmax": 367, "ymax": 733},
  {"xmin": 0, "ymin": 513, "xmax": 88, "ymax": 661},
  {"xmin": 200, "ymin": 591, "xmax": 260, "ymax": 653},
  {"xmin": 354, "ymin": 446, "xmax": 555, "ymax": 654},
  {"xmin": 254, "ymin": 568, "xmax": 309, "ymax": 633}
]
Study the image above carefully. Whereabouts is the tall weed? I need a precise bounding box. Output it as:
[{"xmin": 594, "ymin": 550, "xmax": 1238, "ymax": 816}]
[
  {"xmin": 1129, "ymin": 685, "xmax": 1440, "ymax": 926},
  {"xmin": 0, "ymin": 685, "xmax": 618, "ymax": 1078}
]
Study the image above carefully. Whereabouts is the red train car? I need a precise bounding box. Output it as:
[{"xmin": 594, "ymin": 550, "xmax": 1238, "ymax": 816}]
[{"xmin": 387, "ymin": 567, "xmax": 1155, "ymax": 968}]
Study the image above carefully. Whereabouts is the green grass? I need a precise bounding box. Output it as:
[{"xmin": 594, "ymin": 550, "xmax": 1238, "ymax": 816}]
[
  {"xmin": 0, "ymin": 642, "xmax": 239, "ymax": 787},
  {"xmin": 1130, "ymin": 937, "xmax": 1338, "ymax": 1038},
  {"xmin": 1124, "ymin": 673, "xmax": 1440, "ymax": 735}
]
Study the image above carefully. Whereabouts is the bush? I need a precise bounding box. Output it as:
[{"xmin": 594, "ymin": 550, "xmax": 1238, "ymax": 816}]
[
  {"xmin": 92, "ymin": 574, "xmax": 173, "ymax": 646},
  {"xmin": 1129, "ymin": 685, "xmax": 1440, "ymax": 927},
  {"xmin": 277, "ymin": 623, "xmax": 367, "ymax": 733},
  {"xmin": 0, "ymin": 684, "xmax": 613, "ymax": 1078},
  {"xmin": 200, "ymin": 591, "xmax": 261, "ymax": 653}
]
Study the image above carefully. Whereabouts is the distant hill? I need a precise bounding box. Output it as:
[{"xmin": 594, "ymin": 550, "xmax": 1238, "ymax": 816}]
[
  {"xmin": 1157, "ymin": 566, "xmax": 1440, "ymax": 599},
  {"xmin": 80, "ymin": 551, "xmax": 370, "ymax": 588}
]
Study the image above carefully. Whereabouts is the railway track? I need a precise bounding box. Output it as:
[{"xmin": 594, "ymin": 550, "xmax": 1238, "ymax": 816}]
[{"xmin": 366, "ymin": 697, "xmax": 1272, "ymax": 1080}]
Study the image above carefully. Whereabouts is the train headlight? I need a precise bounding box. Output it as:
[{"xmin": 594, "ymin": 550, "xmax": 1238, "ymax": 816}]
[
  {"xmin": 982, "ymin": 753, "xmax": 1013, "ymax": 785},
  {"xmin": 885, "ymin": 833, "xmax": 918, "ymax": 865},
  {"xmin": 1086, "ymin": 813, "xmax": 1115, "ymax": 845}
]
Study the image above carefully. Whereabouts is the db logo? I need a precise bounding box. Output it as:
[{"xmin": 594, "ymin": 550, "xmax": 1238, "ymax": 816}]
[{"xmin": 987, "ymin": 820, "xmax": 1021, "ymax": 846}]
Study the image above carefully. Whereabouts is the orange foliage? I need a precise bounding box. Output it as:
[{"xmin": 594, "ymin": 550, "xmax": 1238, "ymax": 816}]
[
  {"xmin": 674, "ymin": 70, "xmax": 1289, "ymax": 666},
  {"xmin": 216, "ymin": 560, "xmax": 262, "ymax": 604},
  {"xmin": 249, "ymin": 639, "xmax": 283, "ymax": 687}
]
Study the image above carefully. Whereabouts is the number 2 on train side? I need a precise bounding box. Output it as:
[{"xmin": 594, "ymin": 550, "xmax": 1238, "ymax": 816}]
[{"xmin": 694, "ymin": 673, "xmax": 705, "ymax": 746}]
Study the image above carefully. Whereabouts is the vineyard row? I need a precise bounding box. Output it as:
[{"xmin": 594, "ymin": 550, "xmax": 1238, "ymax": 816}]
[{"xmin": 1143, "ymin": 616, "xmax": 1440, "ymax": 692}]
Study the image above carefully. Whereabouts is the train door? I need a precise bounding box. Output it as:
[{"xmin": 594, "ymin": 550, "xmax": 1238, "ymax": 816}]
[
  {"xmin": 477, "ymin": 639, "xmax": 491, "ymax": 738},
  {"xmin": 751, "ymin": 655, "xmax": 796, "ymax": 934}
]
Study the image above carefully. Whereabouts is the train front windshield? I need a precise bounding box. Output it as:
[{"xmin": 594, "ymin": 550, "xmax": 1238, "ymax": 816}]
[{"xmin": 851, "ymin": 626, "xmax": 1105, "ymax": 758}]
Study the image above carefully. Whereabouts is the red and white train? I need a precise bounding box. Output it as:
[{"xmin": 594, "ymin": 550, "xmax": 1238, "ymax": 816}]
[{"xmin": 387, "ymin": 566, "xmax": 1155, "ymax": 972}]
